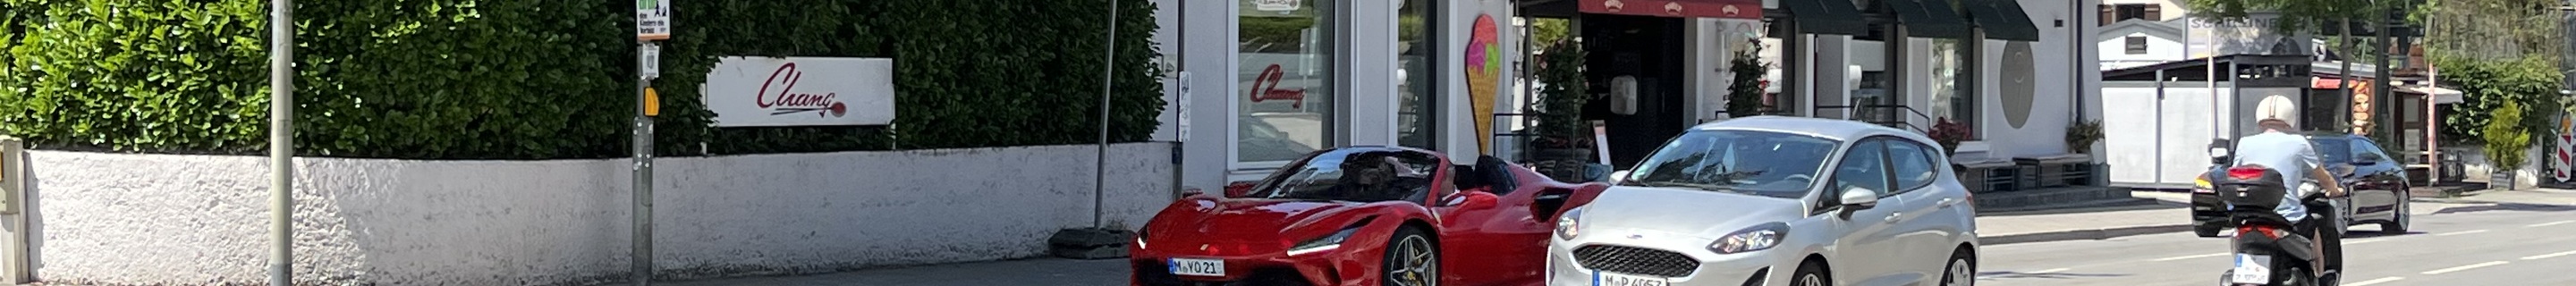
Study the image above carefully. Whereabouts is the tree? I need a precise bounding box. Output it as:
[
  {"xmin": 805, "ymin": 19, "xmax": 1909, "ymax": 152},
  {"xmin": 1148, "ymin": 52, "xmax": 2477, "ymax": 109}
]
[
  {"xmin": 2482, "ymin": 100, "xmax": 2532, "ymax": 178},
  {"xmin": 1724, "ymin": 38, "xmax": 1770, "ymax": 118}
]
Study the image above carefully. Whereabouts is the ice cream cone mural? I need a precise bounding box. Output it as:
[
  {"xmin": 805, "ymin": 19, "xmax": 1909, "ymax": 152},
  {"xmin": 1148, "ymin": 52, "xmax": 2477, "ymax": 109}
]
[{"xmin": 1469, "ymin": 15, "xmax": 1502, "ymax": 154}]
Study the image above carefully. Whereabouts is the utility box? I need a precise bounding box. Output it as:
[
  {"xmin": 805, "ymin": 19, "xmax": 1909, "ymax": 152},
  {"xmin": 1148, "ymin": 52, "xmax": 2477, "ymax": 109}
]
[{"xmin": 0, "ymin": 137, "xmax": 18, "ymax": 214}]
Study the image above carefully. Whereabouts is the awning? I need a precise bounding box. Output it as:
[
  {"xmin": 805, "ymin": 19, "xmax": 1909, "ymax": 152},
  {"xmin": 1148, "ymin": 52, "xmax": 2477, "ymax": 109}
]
[
  {"xmin": 1879, "ymin": 0, "xmax": 1974, "ymax": 38},
  {"xmin": 1955, "ymin": 0, "xmax": 2040, "ymax": 41},
  {"xmin": 1778, "ymin": 0, "xmax": 1868, "ymax": 35},
  {"xmin": 2397, "ymin": 86, "xmax": 2464, "ymax": 104},
  {"xmin": 1580, "ymin": 0, "xmax": 1763, "ymax": 20}
]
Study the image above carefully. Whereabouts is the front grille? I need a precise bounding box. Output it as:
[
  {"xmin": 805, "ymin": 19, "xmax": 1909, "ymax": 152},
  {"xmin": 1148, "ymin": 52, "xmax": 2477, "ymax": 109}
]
[{"xmin": 1572, "ymin": 245, "xmax": 1701, "ymax": 277}]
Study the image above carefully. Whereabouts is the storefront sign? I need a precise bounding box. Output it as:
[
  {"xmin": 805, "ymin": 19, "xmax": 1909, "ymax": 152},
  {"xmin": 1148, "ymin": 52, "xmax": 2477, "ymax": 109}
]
[
  {"xmin": 704, "ymin": 57, "xmax": 896, "ymax": 127},
  {"xmin": 636, "ymin": 0, "xmax": 672, "ymax": 40},
  {"xmin": 1580, "ymin": 0, "xmax": 1761, "ymax": 20},
  {"xmin": 1468, "ymin": 15, "xmax": 1501, "ymax": 153},
  {"xmin": 2184, "ymin": 13, "xmax": 2309, "ymax": 58},
  {"xmin": 1249, "ymin": 64, "xmax": 1308, "ymax": 108}
]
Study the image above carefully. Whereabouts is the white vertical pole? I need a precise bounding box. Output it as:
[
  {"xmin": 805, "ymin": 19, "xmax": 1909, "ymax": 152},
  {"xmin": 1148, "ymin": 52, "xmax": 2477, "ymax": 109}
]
[{"xmin": 267, "ymin": 0, "xmax": 296, "ymax": 285}]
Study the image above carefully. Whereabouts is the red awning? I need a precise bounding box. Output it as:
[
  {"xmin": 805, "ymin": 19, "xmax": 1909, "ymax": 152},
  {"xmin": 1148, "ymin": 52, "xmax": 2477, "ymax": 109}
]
[{"xmin": 1580, "ymin": 0, "xmax": 1763, "ymax": 20}]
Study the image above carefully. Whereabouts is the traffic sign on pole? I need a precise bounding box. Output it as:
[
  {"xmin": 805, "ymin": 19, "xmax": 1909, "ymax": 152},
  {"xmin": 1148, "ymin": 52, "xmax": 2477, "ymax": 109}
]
[{"xmin": 637, "ymin": 0, "xmax": 672, "ymax": 41}]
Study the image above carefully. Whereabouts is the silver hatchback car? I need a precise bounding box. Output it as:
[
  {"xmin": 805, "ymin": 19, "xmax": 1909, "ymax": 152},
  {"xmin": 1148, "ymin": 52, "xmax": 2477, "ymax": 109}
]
[{"xmin": 1547, "ymin": 116, "xmax": 1980, "ymax": 286}]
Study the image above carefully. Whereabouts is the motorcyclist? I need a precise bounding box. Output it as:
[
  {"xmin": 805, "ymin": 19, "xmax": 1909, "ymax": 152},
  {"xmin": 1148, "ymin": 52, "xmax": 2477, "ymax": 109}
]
[{"xmin": 2232, "ymin": 95, "xmax": 2349, "ymax": 274}]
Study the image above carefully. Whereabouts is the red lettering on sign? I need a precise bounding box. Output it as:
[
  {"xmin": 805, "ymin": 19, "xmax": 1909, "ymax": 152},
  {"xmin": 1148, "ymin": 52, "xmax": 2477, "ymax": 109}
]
[
  {"xmin": 754, "ymin": 63, "xmax": 848, "ymax": 117},
  {"xmin": 1249, "ymin": 64, "xmax": 1307, "ymax": 108}
]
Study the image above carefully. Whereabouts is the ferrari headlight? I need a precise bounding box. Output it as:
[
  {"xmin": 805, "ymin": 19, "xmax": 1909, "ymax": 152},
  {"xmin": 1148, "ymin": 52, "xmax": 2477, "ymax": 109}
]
[
  {"xmin": 1555, "ymin": 207, "xmax": 1585, "ymax": 240},
  {"xmin": 1133, "ymin": 227, "xmax": 1149, "ymax": 249},
  {"xmin": 1287, "ymin": 225, "xmax": 1363, "ymax": 257},
  {"xmin": 1709, "ymin": 223, "xmax": 1788, "ymax": 254}
]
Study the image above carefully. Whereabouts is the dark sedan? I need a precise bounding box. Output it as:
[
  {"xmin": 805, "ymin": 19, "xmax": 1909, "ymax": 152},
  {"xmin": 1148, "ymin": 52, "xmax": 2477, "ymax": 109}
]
[{"xmin": 2191, "ymin": 134, "xmax": 2412, "ymax": 237}]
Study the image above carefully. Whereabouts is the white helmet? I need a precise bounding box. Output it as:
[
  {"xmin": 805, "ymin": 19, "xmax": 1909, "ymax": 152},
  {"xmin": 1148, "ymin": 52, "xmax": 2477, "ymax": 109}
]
[{"xmin": 2253, "ymin": 95, "xmax": 2298, "ymax": 130}]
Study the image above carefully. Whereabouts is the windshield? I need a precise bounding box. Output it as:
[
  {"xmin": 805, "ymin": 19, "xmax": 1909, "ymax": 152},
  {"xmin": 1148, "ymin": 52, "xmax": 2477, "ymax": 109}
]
[
  {"xmin": 1241, "ymin": 149, "xmax": 1441, "ymax": 203},
  {"xmin": 1621, "ymin": 130, "xmax": 1841, "ymax": 198},
  {"xmin": 2309, "ymin": 137, "xmax": 2352, "ymax": 164}
]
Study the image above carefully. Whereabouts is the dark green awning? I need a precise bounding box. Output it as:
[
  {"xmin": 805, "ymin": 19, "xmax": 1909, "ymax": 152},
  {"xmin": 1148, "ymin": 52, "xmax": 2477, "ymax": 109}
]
[
  {"xmin": 1880, "ymin": 0, "xmax": 1973, "ymax": 38},
  {"xmin": 1959, "ymin": 0, "xmax": 2041, "ymax": 41},
  {"xmin": 1780, "ymin": 0, "xmax": 1868, "ymax": 36}
]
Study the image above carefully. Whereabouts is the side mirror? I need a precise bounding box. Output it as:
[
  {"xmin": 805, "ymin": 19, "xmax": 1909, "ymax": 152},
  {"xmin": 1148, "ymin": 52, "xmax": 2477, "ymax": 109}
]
[
  {"xmin": 2352, "ymin": 155, "xmax": 2384, "ymax": 165},
  {"xmin": 1448, "ymin": 191, "xmax": 1499, "ymax": 208},
  {"xmin": 1606, "ymin": 170, "xmax": 1633, "ymax": 184},
  {"xmin": 1224, "ymin": 181, "xmax": 1256, "ymax": 198},
  {"xmin": 1839, "ymin": 187, "xmax": 1880, "ymax": 208}
]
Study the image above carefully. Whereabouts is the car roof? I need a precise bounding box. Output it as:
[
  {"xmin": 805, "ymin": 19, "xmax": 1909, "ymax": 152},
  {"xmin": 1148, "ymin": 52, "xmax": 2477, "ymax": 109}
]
[{"xmin": 1690, "ymin": 115, "xmax": 1932, "ymax": 143}]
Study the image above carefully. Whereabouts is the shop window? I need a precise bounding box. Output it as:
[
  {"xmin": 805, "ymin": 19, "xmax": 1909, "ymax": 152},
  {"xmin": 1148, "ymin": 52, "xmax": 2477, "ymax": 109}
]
[
  {"xmin": 1239, "ymin": 0, "xmax": 1340, "ymax": 165},
  {"xmin": 1397, "ymin": 0, "xmax": 1437, "ymax": 149},
  {"xmin": 1851, "ymin": 24, "xmax": 1897, "ymax": 123},
  {"xmin": 1929, "ymin": 38, "xmax": 1974, "ymax": 139}
]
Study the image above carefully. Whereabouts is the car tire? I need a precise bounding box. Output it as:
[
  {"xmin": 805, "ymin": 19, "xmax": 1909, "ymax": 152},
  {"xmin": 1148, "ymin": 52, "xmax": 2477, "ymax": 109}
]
[
  {"xmin": 1941, "ymin": 248, "xmax": 1976, "ymax": 286},
  {"xmin": 1381, "ymin": 227, "xmax": 1438, "ymax": 286},
  {"xmin": 1792, "ymin": 260, "xmax": 1831, "ymax": 286},
  {"xmin": 2383, "ymin": 189, "xmax": 2410, "ymax": 234}
]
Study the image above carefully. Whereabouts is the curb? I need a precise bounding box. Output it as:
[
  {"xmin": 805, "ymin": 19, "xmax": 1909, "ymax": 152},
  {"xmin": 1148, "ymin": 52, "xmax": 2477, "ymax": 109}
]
[{"xmin": 1980, "ymin": 223, "xmax": 2200, "ymax": 246}]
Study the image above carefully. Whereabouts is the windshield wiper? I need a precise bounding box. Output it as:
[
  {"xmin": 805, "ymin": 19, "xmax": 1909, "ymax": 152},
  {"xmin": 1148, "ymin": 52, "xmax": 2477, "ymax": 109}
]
[{"xmin": 1629, "ymin": 181, "xmax": 1739, "ymax": 192}]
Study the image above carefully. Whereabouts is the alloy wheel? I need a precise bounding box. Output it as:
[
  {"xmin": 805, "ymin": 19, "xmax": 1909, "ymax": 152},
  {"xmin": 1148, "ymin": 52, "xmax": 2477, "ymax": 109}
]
[
  {"xmin": 1799, "ymin": 273, "xmax": 1825, "ymax": 286},
  {"xmin": 1945, "ymin": 257, "xmax": 1974, "ymax": 286},
  {"xmin": 1387, "ymin": 235, "xmax": 1437, "ymax": 286}
]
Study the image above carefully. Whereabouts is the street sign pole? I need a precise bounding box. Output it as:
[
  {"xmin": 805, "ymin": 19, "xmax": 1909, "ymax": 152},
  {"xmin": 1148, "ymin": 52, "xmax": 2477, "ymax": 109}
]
[
  {"xmin": 632, "ymin": 1, "xmax": 669, "ymax": 285},
  {"xmin": 267, "ymin": 0, "xmax": 297, "ymax": 285}
]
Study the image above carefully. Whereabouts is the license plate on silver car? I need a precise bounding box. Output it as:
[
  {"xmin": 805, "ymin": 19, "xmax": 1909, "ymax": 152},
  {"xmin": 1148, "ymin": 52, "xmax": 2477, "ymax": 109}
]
[{"xmin": 1593, "ymin": 270, "xmax": 1668, "ymax": 286}]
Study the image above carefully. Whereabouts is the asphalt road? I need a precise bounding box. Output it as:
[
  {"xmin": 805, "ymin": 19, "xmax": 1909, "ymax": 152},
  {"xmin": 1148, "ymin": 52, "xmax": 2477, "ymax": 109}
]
[{"xmin": 1978, "ymin": 202, "xmax": 2576, "ymax": 286}]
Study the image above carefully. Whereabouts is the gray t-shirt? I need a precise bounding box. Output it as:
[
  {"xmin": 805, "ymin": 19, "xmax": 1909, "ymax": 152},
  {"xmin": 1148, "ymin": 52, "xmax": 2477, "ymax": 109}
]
[{"xmin": 2231, "ymin": 131, "xmax": 2317, "ymax": 223}]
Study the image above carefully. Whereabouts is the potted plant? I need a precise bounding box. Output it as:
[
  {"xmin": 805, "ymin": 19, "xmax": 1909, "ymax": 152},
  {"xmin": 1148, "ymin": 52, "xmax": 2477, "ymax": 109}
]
[
  {"xmin": 1928, "ymin": 118, "xmax": 1973, "ymax": 156},
  {"xmin": 2064, "ymin": 119, "xmax": 2102, "ymax": 154},
  {"xmin": 1724, "ymin": 38, "xmax": 1771, "ymax": 119},
  {"xmin": 2482, "ymin": 101, "xmax": 2532, "ymax": 190}
]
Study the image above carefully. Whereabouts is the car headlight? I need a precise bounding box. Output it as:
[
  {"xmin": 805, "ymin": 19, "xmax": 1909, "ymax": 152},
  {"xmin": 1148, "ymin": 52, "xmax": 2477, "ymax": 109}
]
[
  {"xmin": 1555, "ymin": 208, "xmax": 1585, "ymax": 240},
  {"xmin": 1133, "ymin": 227, "xmax": 1149, "ymax": 249},
  {"xmin": 1287, "ymin": 224, "xmax": 1364, "ymax": 257},
  {"xmin": 1708, "ymin": 223, "xmax": 1788, "ymax": 254}
]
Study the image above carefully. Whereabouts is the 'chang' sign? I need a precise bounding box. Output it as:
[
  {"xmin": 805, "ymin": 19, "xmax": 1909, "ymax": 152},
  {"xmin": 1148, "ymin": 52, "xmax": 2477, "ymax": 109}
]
[{"xmin": 703, "ymin": 57, "xmax": 896, "ymax": 127}]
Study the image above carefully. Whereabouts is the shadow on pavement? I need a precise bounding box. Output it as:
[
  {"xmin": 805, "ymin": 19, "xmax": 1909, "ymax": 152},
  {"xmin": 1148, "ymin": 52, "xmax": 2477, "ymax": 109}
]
[
  {"xmin": 1975, "ymin": 271, "xmax": 2131, "ymax": 280},
  {"xmin": 2429, "ymin": 203, "xmax": 2576, "ymax": 214}
]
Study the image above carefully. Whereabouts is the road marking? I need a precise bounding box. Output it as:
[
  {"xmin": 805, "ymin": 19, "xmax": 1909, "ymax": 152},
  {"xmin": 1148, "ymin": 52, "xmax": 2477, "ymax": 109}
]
[
  {"xmin": 2435, "ymin": 229, "xmax": 2490, "ymax": 236},
  {"xmin": 2529, "ymin": 220, "xmax": 2575, "ymax": 228},
  {"xmin": 2522, "ymin": 249, "xmax": 2576, "ymax": 260},
  {"xmin": 2420, "ymin": 261, "xmax": 2509, "ymax": 274},
  {"xmin": 2028, "ymin": 268, "xmax": 2069, "ymax": 274},
  {"xmin": 2347, "ymin": 238, "xmax": 2389, "ymax": 245},
  {"xmin": 2347, "ymin": 277, "xmax": 2406, "ymax": 286},
  {"xmin": 2151, "ymin": 253, "xmax": 2229, "ymax": 262}
]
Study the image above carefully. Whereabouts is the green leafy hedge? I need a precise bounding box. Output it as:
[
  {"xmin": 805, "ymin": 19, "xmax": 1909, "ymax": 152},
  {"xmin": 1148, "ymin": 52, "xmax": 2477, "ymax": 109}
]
[
  {"xmin": 2434, "ymin": 55, "xmax": 2561, "ymax": 143},
  {"xmin": 0, "ymin": 0, "xmax": 1164, "ymax": 159}
]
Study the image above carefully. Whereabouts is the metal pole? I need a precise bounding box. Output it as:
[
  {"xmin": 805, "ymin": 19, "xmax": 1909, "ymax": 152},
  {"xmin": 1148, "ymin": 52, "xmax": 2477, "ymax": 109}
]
[
  {"xmin": 1094, "ymin": 0, "xmax": 1121, "ymax": 229},
  {"xmin": 266, "ymin": 0, "xmax": 296, "ymax": 284},
  {"xmin": 630, "ymin": 44, "xmax": 657, "ymax": 285}
]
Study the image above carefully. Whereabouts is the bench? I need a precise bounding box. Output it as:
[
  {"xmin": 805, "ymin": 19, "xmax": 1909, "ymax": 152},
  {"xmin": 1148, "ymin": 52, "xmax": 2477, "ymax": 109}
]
[{"xmin": 2015, "ymin": 154, "xmax": 2095, "ymax": 189}]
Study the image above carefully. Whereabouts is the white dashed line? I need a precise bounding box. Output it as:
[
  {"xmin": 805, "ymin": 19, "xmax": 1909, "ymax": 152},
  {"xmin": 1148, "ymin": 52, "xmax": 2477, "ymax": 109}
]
[
  {"xmin": 2530, "ymin": 220, "xmax": 2575, "ymax": 228},
  {"xmin": 2522, "ymin": 249, "xmax": 2576, "ymax": 260},
  {"xmin": 2347, "ymin": 277, "xmax": 2406, "ymax": 286},
  {"xmin": 2028, "ymin": 268, "xmax": 2070, "ymax": 274},
  {"xmin": 2435, "ymin": 229, "xmax": 2490, "ymax": 236},
  {"xmin": 2420, "ymin": 261, "xmax": 2510, "ymax": 274},
  {"xmin": 2347, "ymin": 238, "xmax": 2389, "ymax": 245},
  {"xmin": 2151, "ymin": 253, "xmax": 2229, "ymax": 262}
]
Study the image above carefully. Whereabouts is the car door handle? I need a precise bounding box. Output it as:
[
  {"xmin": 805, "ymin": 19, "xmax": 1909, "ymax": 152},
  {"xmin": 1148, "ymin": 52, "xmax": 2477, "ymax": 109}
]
[
  {"xmin": 1885, "ymin": 212, "xmax": 1902, "ymax": 221},
  {"xmin": 1939, "ymin": 198, "xmax": 1957, "ymax": 207}
]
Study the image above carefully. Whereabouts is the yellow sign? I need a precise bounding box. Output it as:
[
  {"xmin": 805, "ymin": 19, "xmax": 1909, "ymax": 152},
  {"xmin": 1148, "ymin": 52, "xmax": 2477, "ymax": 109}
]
[{"xmin": 644, "ymin": 88, "xmax": 663, "ymax": 117}]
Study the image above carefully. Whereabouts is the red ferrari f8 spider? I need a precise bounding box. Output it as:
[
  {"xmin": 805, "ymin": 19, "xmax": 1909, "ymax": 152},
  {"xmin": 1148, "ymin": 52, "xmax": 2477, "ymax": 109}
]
[{"xmin": 1131, "ymin": 147, "xmax": 1610, "ymax": 286}]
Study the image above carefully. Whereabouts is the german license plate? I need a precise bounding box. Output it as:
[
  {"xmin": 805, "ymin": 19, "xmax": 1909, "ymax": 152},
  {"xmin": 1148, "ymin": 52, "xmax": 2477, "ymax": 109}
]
[
  {"xmin": 1593, "ymin": 270, "xmax": 1669, "ymax": 286},
  {"xmin": 1168, "ymin": 257, "xmax": 1224, "ymax": 277},
  {"xmin": 2230, "ymin": 254, "xmax": 2272, "ymax": 283}
]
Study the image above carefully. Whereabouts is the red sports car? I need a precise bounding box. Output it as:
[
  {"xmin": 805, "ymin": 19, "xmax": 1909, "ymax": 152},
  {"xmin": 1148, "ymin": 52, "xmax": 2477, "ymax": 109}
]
[{"xmin": 1130, "ymin": 147, "xmax": 1611, "ymax": 286}]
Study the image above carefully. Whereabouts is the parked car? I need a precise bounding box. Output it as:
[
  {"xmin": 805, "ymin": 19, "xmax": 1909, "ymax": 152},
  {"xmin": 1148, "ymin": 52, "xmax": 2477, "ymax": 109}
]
[
  {"xmin": 1550, "ymin": 116, "xmax": 1979, "ymax": 286},
  {"xmin": 2190, "ymin": 133, "xmax": 2411, "ymax": 237},
  {"xmin": 1129, "ymin": 147, "xmax": 1611, "ymax": 286}
]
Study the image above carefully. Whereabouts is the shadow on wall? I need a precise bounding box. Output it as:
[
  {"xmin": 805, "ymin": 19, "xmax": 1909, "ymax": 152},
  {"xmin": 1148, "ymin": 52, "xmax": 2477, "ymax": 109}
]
[{"xmin": 21, "ymin": 143, "xmax": 1176, "ymax": 285}]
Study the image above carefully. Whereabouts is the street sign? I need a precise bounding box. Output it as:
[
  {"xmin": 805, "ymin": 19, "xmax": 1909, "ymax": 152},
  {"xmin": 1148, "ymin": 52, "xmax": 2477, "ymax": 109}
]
[
  {"xmin": 637, "ymin": 0, "xmax": 672, "ymax": 40},
  {"xmin": 641, "ymin": 44, "xmax": 661, "ymax": 80}
]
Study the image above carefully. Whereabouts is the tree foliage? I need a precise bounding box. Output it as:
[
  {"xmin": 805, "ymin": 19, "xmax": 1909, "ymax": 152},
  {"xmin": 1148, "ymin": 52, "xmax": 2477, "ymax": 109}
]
[
  {"xmin": 2435, "ymin": 55, "xmax": 2562, "ymax": 142},
  {"xmin": 0, "ymin": 0, "xmax": 1165, "ymax": 159},
  {"xmin": 1724, "ymin": 38, "xmax": 1769, "ymax": 118},
  {"xmin": 2484, "ymin": 100, "xmax": 2532, "ymax": 172}
]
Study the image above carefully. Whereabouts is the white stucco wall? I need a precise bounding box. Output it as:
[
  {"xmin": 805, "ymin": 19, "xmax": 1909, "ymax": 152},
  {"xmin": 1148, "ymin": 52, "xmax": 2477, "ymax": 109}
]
[
  {"xmin": 2102, "ymin": 84, "xmax": 2226, "ymax": 187},
  {"xmin": 22, "ymin": 143, "xmax": 1174, "ymax": 285},
  {"xmin": 2099, "ymin": 33, "xmax": 2184, "ymax": 70}
]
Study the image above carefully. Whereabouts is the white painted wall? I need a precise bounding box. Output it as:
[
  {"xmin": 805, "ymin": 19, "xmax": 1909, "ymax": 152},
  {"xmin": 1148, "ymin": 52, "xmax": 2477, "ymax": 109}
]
[
  {"xmin": 21, "ymin": 144, "xmax": 1174, "ymax": 285},
  {"xmin": 2102, "ymin": 83, "xmax": 2225, "ymax": 187}
]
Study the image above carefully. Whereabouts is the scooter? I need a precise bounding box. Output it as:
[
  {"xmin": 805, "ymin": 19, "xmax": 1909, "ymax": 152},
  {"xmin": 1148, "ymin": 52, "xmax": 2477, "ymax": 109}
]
[{"xmin": 2209, "ymin": 165, "xmax": 2340, "ymax": 286}]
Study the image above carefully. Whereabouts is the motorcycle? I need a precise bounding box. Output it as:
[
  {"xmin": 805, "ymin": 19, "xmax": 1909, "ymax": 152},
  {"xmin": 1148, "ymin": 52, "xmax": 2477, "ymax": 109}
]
[{"xmin": 2209, "ymin": 165, "xmax": 2342, "ymax": 286}]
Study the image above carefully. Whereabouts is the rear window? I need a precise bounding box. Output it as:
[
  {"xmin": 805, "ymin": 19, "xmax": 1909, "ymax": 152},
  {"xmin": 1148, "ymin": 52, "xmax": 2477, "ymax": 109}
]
[{"xmin": 2308, "ymin": 138, "xmax": 2351, "ymax": 164}]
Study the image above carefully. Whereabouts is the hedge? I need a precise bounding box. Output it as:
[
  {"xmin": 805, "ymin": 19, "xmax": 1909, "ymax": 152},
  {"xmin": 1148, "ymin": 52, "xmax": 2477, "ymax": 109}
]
[
  {"xmin": 0, "ymin": 0, "xmax": 1165, "ymax": 159},
  {"xmin": 2434, "ymin": 55, "xmax": 2561, "ymax": 143}
]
